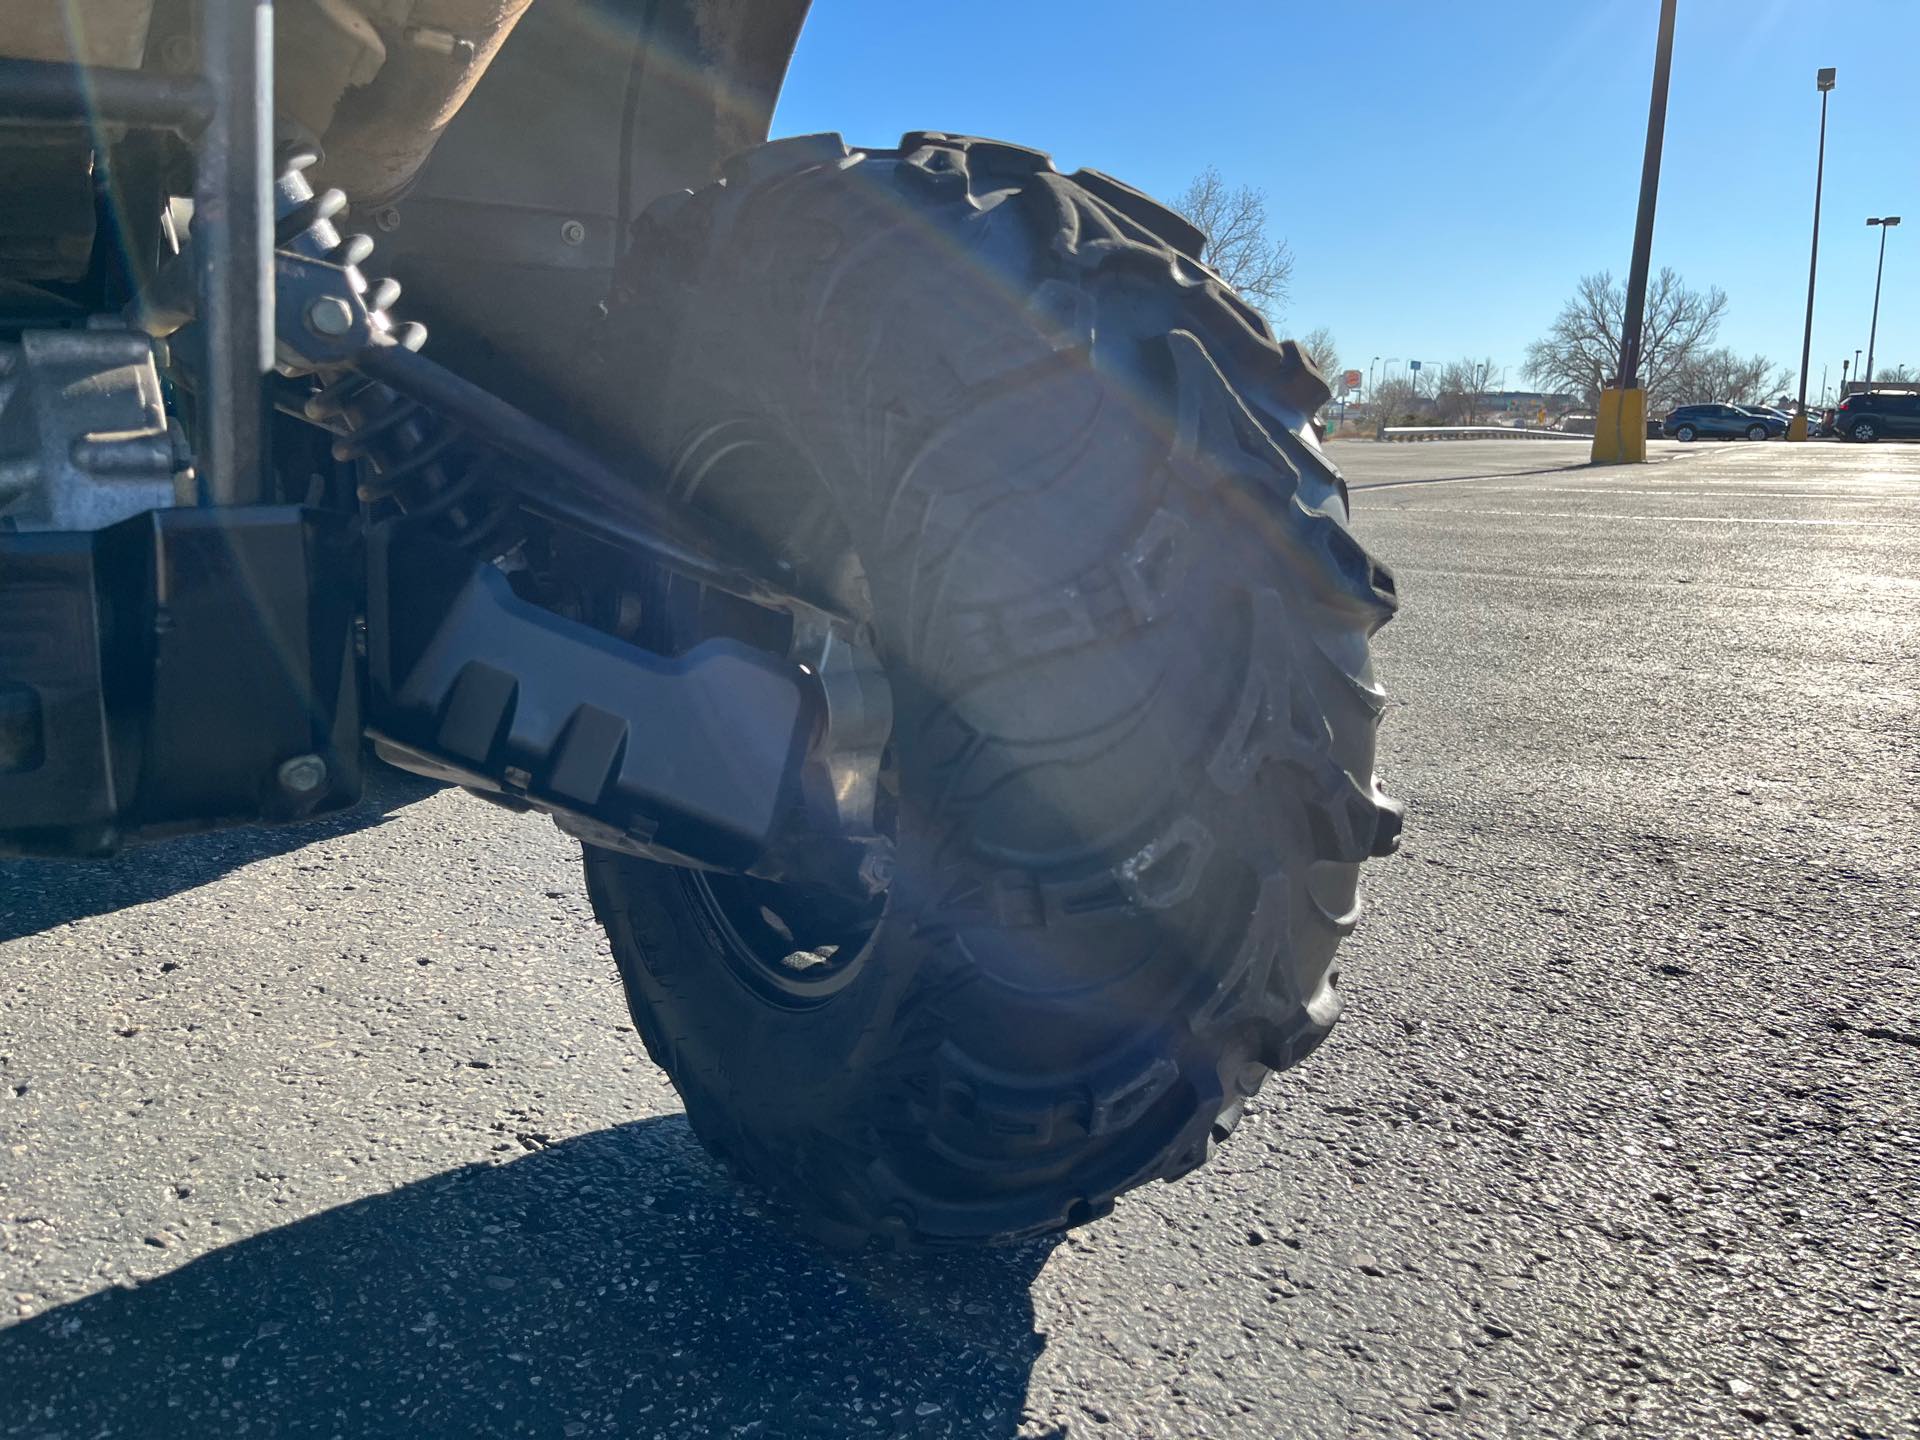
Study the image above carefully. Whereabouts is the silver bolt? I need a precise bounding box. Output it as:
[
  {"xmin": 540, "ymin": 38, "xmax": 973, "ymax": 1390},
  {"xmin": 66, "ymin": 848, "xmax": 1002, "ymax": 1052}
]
[
  {"xmin": 277, "ymin": 754, "xmax": 328, "ymax": 795},
  {"xmin": 304, "ymin": 296, "xmax": 354, "ymax": 337},
  {"xmin": 560, "ymin": 219, "xmax": 587, "ymax": 246},
  {"xmin": 374, "ymin": 206, "xmax": 402, "ymax": 233}
]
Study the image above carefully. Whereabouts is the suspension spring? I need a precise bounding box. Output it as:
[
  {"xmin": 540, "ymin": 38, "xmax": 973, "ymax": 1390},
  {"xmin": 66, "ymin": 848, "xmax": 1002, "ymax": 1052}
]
[{"xmin": 274, "ymin": 146, "xmax": 516, "ymax": 556}]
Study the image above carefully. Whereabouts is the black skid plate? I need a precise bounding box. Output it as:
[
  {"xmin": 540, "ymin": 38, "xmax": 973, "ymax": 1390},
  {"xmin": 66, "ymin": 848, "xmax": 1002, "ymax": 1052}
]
[{"xmin": 364, "ymin": 521, "xmax": 810, "ymax": 871}]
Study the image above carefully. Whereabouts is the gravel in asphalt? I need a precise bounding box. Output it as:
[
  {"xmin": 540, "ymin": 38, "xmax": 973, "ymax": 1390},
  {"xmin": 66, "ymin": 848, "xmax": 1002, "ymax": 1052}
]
[{"xmin": 2, "ymin": 439, "xmax": 1915, "ymax": 1438}]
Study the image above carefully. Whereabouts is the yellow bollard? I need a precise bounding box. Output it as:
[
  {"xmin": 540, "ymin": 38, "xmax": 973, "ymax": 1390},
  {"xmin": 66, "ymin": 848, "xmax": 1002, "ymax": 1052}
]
[
  {"xmin": 1589, "ymin": 388, "xmax": 1647, "ymax": 464},
  {"xmin": 1786, "ymin": 412, "xmax": 1809, "ymax": 441}
]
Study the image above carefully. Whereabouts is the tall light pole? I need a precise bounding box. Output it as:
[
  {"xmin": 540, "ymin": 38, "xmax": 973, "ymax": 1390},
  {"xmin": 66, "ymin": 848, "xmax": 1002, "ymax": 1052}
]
[
  {"xmin": 1790, "ymin": 68, "xmax": 1836, "ymax": 439},
  {"xmin": 1865, "ymin": 216, "xmax": 1901, "ymax": 388},
  {"xmin": 1841, "ymin": 357, "xmax": 1850, "ymax": 398},
  {"xmin": 1368, "ymin": 356, "xmax": 1381, "ymax": 397},
  {"xmin": 1594, "ymin": 0, "xmax": 1678, "ymax": 463}
]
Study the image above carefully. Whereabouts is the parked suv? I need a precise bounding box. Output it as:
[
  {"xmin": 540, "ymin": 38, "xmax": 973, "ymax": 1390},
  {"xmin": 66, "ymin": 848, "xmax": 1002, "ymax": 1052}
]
[
  {"xmin": 1834, "ymin": 390, "xmax": 1920, "ymax": 442},
  {"xmin": 1662, "ymin": 404, "xmax": 1782, "ymax": 441}
]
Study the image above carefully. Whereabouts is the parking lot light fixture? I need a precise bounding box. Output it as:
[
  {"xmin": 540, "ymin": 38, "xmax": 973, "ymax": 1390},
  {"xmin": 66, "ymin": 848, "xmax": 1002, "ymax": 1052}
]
[
  {"xmin": 1594, "ymin": 0, "xmax": 1677, "ymax": 464},
  {"xmin": 1791, "ymin": 68, "xmax": 1836, "ymax": 441},
  {"xmin": 1866, "ymin": 216, "xmax": 1901, "ymax": 388}
]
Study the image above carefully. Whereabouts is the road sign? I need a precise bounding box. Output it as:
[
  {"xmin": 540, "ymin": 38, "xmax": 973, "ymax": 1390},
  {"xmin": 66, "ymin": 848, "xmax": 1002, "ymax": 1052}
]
[{"xmin": 1408, "ymin": 360, "xmax": 1422, "ymax": 372}]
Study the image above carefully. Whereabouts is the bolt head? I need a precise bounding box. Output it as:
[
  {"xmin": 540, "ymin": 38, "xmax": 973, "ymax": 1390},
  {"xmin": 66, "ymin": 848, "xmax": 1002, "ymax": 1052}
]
[
  {"xmin": 277, "ymin": 754, "xmax": 329, "ymax": 795},
  {"xmin": 374, "ymin": 206, "xmax": 402, "ymax": 233},
  {"xmin": 560, "ymin": 219, "xmax": 587, "ymax": 246},
  {"xmin": 305, "ymin": 296, "xmax": 355, "ymax": 337}
]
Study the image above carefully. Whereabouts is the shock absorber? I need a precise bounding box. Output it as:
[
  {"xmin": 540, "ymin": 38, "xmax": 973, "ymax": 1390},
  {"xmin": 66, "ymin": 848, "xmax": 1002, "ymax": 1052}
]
[{"xmin": 273, "ymin": 146, "xmax": 516, "ymax": 556}]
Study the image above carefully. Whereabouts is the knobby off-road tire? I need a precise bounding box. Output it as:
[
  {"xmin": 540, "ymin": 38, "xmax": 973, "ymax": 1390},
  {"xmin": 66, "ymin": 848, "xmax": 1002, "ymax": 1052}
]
[{"xmin": 581, "ymin": 133, "xmax": 1401, "ymax": 1248}]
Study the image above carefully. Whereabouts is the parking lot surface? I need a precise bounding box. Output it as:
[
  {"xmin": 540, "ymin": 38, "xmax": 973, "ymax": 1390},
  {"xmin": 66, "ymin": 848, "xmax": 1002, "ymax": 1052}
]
[{"xmin": 3, "ymin": 440, "xmax": 1916, "ymax": 1438}]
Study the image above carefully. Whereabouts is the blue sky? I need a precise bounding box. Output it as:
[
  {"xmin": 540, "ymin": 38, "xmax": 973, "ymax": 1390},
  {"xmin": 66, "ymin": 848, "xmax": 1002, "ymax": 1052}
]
[{"xmin": 773, "ymin": 0, "xmax": 1918, "ymax": 400}]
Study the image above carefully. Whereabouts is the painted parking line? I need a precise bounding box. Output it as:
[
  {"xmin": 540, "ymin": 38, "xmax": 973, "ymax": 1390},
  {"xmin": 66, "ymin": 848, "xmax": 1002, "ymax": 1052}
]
[
  {"xmin": 1422, "ymin": 508, "xmax": 1918, "ymax": 529},
  {"xmin": 1347, "ymin": 468, "xmax": 1592, "ymax": 492},
  {"xmin": 1458, "ymin": 486, "xmax": 1908, "ymax": 501},
  {"xmin": 1342, "ymin": 459, "xmax": 1709, "ymax": 491}
]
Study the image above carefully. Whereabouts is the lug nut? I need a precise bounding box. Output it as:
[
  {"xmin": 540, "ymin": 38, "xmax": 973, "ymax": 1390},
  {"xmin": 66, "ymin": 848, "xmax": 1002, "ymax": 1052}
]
[
  {"xmin": 304, "ymin": 297, "xmax": 354, "ymax": 337},
  {"xmin": 277, "ymin": 754, "xmax": 329, "ymax": 795},
  {"xmin": 560, "ymin": 219, "xmax": 587, "ymax": 246}
]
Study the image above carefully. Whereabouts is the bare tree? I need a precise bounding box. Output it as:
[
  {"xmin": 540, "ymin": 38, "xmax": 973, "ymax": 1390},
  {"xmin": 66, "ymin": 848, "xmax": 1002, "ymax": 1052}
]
[
  {"xmin": 1369, "ymin": 376, "xmax": 1426, "ymax": 427},
  {"xmin": 1298, "ymin": 326, "xmax": 1341, "ymax": 388},
  {"xmin": 1666, "ymin": 348, "xmax": 1790, "ymax": 407},
  {"xmin": 1523, "ymin": 268, "xmax": 1728, "ymax": 411},
  {"xmin": 1872, "ymin": 362, "xmax": 1916, "ymax": 383},
  {"xmin": 1432, "ymin": 357, "xmax": 1498, "ymax": 424},
  {"xmin": 1174, "ymin": 166, "xmax": 1294, "ymax": 322}
]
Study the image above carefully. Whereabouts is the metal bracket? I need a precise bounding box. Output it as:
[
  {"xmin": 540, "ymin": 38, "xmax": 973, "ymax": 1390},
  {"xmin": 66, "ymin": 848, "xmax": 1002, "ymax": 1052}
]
[
  {"xmin": 271, "ymin": 252, "xmax": 373, "ymax": 372},
  {"xmin": 789, "ymin": 613, "xmax": 892, "ymax": 839},
  {"xmin": 0, "ymin": 328, "xmax": 186, "ymax": 530}
]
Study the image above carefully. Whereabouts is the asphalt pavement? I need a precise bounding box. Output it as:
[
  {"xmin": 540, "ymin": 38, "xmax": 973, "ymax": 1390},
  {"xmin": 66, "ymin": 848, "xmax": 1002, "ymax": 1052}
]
[{"xmin": 3, "ymin": 439, "xmax": 1916, "ymax": 1438}]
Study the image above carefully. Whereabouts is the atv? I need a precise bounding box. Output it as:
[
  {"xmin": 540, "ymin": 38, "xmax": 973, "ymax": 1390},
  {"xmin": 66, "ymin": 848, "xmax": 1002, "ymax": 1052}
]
[{"xmin": 0, "ymin": 0, "xmax": 1400, "ymax": 1247}]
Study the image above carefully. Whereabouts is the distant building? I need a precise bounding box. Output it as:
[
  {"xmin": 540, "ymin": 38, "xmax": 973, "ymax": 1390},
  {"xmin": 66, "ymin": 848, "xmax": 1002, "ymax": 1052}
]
[{"xmin": 1474, "ymin": 390, "xmax": 1578, "ymax": 414}]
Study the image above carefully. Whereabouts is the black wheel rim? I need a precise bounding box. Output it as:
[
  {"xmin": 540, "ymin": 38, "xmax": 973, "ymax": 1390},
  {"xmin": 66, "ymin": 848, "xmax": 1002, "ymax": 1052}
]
[{"xmin": 656, "ymin": 421, "xmax": 894, "ymax": 1011}]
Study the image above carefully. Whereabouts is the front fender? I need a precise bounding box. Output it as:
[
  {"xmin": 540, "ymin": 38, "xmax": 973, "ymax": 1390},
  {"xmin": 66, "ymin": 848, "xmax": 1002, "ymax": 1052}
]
[{"xmin": 364, "ymin": 0, "xmax": 812, "ymax": 424}]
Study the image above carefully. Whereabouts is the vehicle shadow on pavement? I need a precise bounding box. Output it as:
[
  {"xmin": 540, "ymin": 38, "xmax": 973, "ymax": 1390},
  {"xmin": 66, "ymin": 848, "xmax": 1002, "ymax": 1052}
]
[
  {"xmin": 0, "ymin": 1117, "xmax": 1055, "ymax": 1439},
  {"xmin": 0, "ymin": 764, "xmax": 445, "ymax": 943}
]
